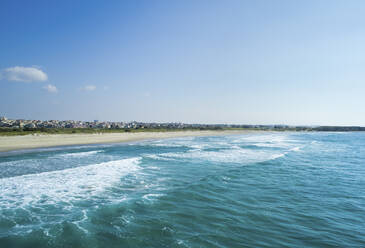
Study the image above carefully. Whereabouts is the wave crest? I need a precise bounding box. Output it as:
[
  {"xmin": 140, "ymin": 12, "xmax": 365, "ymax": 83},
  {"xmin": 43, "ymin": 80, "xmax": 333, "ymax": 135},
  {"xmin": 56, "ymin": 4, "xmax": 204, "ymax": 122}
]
[{"xmin": 0, "ymin": 157, "xmax": 141, "ymax": 208}]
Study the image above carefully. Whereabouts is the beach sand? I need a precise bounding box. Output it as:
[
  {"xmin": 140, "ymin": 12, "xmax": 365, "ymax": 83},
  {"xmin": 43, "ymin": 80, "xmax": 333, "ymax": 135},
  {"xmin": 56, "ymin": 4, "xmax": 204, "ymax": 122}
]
[{"xmin": 0, "ymin": 130, "xmax": 248, "ymax": 152}]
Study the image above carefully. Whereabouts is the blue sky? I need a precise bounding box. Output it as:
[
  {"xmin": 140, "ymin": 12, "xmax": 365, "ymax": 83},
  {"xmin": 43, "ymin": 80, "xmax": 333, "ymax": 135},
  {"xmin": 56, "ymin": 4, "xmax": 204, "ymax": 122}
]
[{"xmin": 1, "ymin": 0, "xmax": 365, "ymax": 125}]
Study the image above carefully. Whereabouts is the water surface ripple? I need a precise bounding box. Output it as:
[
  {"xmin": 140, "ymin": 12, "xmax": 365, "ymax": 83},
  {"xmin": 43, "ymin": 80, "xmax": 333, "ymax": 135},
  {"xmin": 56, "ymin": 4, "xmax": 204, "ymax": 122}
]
[{"xmin": 0, "ymin": 132, "xmax": 364, "ymax": 247}]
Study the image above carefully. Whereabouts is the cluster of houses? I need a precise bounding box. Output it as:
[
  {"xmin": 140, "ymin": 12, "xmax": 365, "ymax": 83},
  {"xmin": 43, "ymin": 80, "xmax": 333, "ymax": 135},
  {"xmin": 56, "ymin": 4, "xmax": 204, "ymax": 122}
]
[
  {"xmin": 0, "ymin": 116, "xmax": 224, "ymax": 130},
  {"xmin": 1, "ymin": 116, "xmax": 364, "ymax": 132},
  {"xmin": 1, "ymin": 116, "xmax": 312, "ymax": 131}
]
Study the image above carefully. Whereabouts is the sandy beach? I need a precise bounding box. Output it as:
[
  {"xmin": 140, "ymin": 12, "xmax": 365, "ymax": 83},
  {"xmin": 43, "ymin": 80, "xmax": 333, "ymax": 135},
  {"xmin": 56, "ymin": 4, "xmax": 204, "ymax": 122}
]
[{"xmin": 0, "ymin": 130, "xmax": 248, "ymax": 152}]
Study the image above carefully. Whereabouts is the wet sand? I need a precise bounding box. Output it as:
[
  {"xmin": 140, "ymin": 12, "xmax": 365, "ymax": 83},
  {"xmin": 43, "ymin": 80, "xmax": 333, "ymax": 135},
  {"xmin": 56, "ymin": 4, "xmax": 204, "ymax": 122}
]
[{"xmin": 0, "ymin": 130, "xmax": 249, "ymax": 152}]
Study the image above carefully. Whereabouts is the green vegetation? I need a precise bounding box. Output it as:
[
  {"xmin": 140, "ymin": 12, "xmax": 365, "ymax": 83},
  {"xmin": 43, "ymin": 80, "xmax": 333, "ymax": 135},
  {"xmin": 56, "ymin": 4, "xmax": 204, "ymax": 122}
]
[
  {"xmin": 0, "ymin": 126, "xmax": 225, "ymax": 136},
  {"xmin": 1, "ymin": 125, "xmax": 364, "ymax": 136}
]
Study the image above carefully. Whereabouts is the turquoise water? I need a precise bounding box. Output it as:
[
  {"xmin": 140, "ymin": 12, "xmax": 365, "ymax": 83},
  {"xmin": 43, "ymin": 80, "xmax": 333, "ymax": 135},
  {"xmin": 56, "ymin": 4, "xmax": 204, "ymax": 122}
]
[{"xmin": 0, "ymin": 132, "xmax": 365, "ymax": 247}]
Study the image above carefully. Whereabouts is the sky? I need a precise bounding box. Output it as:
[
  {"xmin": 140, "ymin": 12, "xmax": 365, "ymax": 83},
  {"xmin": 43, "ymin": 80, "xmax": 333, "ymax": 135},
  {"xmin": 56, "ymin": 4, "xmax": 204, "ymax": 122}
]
[{"xmin": 1, "ymin": 0, "xmax": 365, "ymax": 125}]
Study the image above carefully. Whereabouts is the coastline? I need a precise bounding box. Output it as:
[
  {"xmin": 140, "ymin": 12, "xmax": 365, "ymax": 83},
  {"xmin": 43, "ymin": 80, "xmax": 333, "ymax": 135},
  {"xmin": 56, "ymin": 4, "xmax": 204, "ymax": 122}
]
[{"xmin": 0, "ymin": 130, "xmax": 250, "ymax": 153}]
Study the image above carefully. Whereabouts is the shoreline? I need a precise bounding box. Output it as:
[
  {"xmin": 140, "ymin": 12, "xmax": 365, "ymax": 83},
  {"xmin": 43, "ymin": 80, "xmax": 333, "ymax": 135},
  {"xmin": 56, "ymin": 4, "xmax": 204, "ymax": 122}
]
[{"xmin": 0, "ymin": 130, "xmax": 250, "ymax": 153}]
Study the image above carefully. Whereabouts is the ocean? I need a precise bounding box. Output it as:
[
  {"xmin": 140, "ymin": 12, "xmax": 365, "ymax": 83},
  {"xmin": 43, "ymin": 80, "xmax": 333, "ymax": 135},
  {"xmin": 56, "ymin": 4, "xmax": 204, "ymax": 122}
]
[{"xmin": 0, "ymin": 132, "xmax": 364, "ymax": 247}]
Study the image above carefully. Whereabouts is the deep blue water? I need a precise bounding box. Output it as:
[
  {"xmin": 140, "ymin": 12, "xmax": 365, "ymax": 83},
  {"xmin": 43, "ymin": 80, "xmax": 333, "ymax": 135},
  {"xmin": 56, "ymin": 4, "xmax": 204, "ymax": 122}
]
[{"xmin": 0, "ymin": 132, "xmax": 365, "ymax": 247}]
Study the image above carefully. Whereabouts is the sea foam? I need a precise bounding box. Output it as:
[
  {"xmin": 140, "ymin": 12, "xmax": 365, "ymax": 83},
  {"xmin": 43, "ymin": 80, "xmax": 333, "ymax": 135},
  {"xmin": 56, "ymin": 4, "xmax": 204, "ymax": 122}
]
[
  {"xmin": 58, "ymin": 150, "xmax": 103, "ymax": 158},
  {"xmin": 0, "ymin": 157, "xmax": 141, "ymax": 208}
]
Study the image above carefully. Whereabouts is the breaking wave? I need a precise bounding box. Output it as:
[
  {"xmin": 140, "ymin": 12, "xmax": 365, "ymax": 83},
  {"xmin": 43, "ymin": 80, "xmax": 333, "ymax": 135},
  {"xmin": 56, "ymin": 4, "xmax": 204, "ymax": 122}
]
[
  {"xmin": 0, "ymin": 157, "xmax": 141, "ymax": 208},
  {"xmin": 58, "ymin": 150, "xmax": 103, "ymax": 158}
]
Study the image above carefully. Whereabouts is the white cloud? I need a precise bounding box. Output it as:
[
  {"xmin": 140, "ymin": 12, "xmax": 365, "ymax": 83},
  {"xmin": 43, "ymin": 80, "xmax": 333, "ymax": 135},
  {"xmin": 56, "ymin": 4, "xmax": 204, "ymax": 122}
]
[
  {"xmin": 82, "ymin": 85, "xmax": 96, "ymax": 91},
  {"xmin": 1, "ymin": 66, "xmax": 48, "ymax": 82},
  {"xmin": 43, "ymin": 84, "xmax": 58, "ymax": 93}
]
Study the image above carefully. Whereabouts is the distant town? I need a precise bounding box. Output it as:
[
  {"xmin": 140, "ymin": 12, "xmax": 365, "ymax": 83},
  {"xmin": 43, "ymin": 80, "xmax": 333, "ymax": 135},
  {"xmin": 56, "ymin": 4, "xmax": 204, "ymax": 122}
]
[
  {"xmin": 1, "ymin": 116, "xmax": 365, "ymax": 133},
  {"xmin": 0, "ymin": 116, "xmax": 298, "ymax": 131}
]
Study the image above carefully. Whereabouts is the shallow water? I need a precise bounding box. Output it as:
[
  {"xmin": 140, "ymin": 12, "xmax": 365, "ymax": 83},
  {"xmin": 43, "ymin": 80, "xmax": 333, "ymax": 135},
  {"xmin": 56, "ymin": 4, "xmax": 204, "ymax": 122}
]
[{"xmin": 0, "ymin": 132, "xmax": 364, "ymax": 247}]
